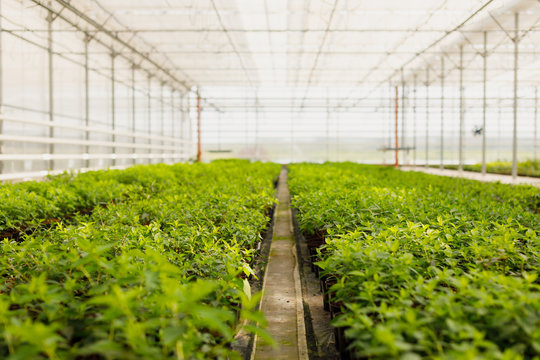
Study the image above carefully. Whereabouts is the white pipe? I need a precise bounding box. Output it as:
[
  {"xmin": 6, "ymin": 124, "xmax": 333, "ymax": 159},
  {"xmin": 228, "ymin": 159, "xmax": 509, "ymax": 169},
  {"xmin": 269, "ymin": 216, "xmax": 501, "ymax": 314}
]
[
  {"xmin": 0, "ymin": 115, "xmax": 188, "ymax": 144},
  {"xmin": 0, "ymin": 134, "xmax": 183, "ymax": 151},
  {"xmin": 0, "ymin": 153, "xmax": 189, "ymax": 161}
]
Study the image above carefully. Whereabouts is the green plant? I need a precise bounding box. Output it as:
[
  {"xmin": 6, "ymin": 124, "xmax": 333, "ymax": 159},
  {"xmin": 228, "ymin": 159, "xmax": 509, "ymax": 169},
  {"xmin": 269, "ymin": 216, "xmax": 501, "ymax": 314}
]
[
  {"xmin": 290, "ymin": 163, "xmax": 540, "ymax": 359},
  {"xmin": 0, "ymin": 160, "xmax": 280, "ymax": 359}
]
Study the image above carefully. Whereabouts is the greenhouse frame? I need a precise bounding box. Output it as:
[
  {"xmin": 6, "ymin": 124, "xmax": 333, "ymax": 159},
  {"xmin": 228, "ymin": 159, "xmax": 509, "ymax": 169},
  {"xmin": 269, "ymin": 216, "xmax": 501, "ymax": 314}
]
[
  {"xmin": 0, "ymin": 0, "xmax": 539, "ymax": 179},
  {"xmin": 1, "ymin": 1, "xmax": 540, "ymax": 360}
]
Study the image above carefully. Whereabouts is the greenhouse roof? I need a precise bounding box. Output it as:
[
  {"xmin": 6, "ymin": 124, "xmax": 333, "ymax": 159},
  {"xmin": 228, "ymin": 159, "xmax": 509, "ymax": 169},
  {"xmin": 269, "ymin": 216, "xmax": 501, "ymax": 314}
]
[
  {"xmin": 55, "ymin": 0, "xmax": 537, "ymax": 88},
  {"xmin": 4, "ymin": 0, "xmax": 540, "ymax": 108}
]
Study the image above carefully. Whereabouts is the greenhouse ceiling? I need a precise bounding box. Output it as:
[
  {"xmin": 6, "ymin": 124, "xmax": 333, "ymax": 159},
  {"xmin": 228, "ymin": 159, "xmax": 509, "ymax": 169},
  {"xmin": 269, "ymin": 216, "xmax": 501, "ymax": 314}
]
[{"xmin": 22, "ymin": 0, "xmax": 540, "ymax": 95}]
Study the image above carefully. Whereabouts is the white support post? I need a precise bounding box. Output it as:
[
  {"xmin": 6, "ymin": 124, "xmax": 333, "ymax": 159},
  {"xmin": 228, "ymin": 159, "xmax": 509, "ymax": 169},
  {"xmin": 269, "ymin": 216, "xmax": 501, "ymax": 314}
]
[
  {"xmin": 481, "ymin": 31, "xmax": 488, "ymax": 175},
  {"xmin": 337, "ymin": 109, "xmax": 340, "ymax": 162},
  {"xmin": 131, "ymin": 65, "xmax": 136, "ymax": 165},
  {"xmin": 440, "ymin": 56, "xmax": 444, "ymax": 170},
  {"xmin": 511, "ymin": 13, "xmax": 519, "ymax": 179},
  {"xmin": 255, "ymin": 96, "xmax": 259, "ymax": 161},
  {"xmin": 459, "ymin": 45, "xmax": 464, "ymax": 172},
  {"xmin": 147, "ymin": 75, "xmax": 151, "ymax": 164},
  {"xmin": 84, "ymin": 35, "xmax": 90, "ymax": 169},
  {"xmin": 217, "ymin": 111, "xmax": 222, "ymax": 152},
  {"xmin": 180, "ymin": 92, "xmax": 185, "ymax": 157},
  {"xmin": 326, "ymin": 90, "xmax": 330, "ymax": 161},
  {"xmin": 290, "ymin": 102, "xmax": 294, "ymax": 163},
  {"xmin": 497, "ymin": 104, "xmax": 502, "ymax": 160},
  {"xmin": 534, "ymin": 87, "xmax": 538, "ymax": 161},
  {"xmin": 388, "ymin": 82, "xmax": 392, "ymax": 150},
  {"xmin": 244, "ymin": 94, "xmax": 248, "ymax": 152},
  {"xmin": 47, "ymin": 8, "xmax": 55, "ymax": 170},
  {"xmin": 160, "ymin": 83, "xmax": 165, "ymax": 162},
  {"xmin": 413, "ymin": 75, "xmax": 417, "ymax": 167},
  {"xmin": 170, "ymin": 89, "xmax": 175, "ymax": 163},
  {"xmin": 110, "ymin": 53, "xmax": 116, "ymax": 167},
  {"xmin": 188, "ymin": 92, "xmax": 193, "ymax": 157},
  {"xmin": 401, "ymin": 68, "xmax": 406, "ymax": 164},
  {"xmin": 0, "ymin": 0, "xmax": 4, "ymax": 174},
  {"xmin": 425, "ymin": 66, "xmax": 429, "ymax": 168}
]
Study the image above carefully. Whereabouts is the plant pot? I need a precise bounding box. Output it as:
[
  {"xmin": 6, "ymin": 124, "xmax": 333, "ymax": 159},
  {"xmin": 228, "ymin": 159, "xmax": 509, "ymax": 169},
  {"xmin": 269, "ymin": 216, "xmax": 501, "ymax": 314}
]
[
  {"xmin": 329, "ymin": 299, "xmax": 342, "ymax": 320},
  {"xmin": 323, "ymin": 277, "xmax": 338, "ymax": 312},
  {"xmin": 334, "ymin": 326, "xmax": 350, "ymax": 359}
]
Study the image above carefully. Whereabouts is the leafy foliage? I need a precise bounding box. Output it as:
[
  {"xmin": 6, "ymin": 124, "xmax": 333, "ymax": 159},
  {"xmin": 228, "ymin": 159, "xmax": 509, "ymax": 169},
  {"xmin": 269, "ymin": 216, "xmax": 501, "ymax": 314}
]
[
  {"xmin": 289, "ymin": 162, "xmax": 540, "ymax": 359},
  {"xmin": 0, "ymin": 165, "xmax": 179, "ymax": 234},
  {"xmin": 0, "ymin": 160, "xmax": 280, "ymax": 359}
]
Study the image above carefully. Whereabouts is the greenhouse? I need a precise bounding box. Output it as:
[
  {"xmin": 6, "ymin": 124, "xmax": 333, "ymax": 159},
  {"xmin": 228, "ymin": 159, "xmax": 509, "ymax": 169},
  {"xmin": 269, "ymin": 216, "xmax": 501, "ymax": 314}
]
[{"xmin": 0, "ymin": 0, "xmax": 539, "ymax": 359}]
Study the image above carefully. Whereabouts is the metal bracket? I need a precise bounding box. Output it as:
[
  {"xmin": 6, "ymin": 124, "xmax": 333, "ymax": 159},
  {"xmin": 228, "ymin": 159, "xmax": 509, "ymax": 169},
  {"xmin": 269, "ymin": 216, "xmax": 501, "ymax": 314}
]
[
  {"xmin": 459, "ymin": 31, "xmax": 486, "ymax": 57},
  {"xmin": 489, "ymin": 12, "xmax": 519, "ymax": 43}
]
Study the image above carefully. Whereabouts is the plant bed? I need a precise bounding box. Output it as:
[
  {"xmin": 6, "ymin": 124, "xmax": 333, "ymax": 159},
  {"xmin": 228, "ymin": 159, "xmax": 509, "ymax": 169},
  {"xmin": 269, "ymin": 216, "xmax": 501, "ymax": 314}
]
[
  {"xmin": 0, "ymin": 165, "xmax": 185, "ymax": 241},
  {"xmin": 290, "ymin": 163, "xmax": 540, "ymax": 359},
  {"xmin": 0, "ymin": 161, "xmax": 281, "ymax": 359}
]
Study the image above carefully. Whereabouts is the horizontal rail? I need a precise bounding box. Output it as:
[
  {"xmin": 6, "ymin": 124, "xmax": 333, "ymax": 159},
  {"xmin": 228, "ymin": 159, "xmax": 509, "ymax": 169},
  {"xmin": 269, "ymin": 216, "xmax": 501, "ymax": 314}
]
[
  {"xmin": 0, "ymin": 153, "xmax": 190, "ymax": 161},
  {"xmin": 0, "ymin": 134, "xmax": 186, "ymax": 151},
  {"xmin": 0, "ymin": 115, "xmax": 189, "ymax": 144},
  {"xmin": 0, "ymin": 154, "xmax": 191, "ymax": 182}
]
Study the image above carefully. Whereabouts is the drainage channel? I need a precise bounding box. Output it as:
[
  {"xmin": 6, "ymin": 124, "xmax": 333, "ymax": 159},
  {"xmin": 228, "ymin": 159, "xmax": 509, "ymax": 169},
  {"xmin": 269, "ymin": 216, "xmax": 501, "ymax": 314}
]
[{"xmin": 252, "ymin": 168, "xmax": 309, "ymax": 360}]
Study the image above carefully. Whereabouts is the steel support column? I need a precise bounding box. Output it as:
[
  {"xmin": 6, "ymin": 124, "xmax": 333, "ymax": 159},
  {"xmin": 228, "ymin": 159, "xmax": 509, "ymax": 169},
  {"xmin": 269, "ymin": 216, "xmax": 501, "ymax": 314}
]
[
  {"xmin": 497, "ymin": 104, "xmax": 502, "ymax": 160},
  {"xmin": 84, "ymin": 35, "xmax": 90, "ymax": 168},
  {"xmin": 179, "ymin": 92, "xmax": 185, "ymax": 157},
  {"xmin": 170, "ymin": 89, "xmax": 175, "ymax": 163},
  {"xmin": 0, "ymin": 0, "xmax": 4, "ymax": 175},
  {"xmin": 336, "ymin": 110, "xmax": 340, "ymax": 162},
  {"xmin": 244, "ymin": 95, "xmax": 248, "ymax": 151},
  {"xmin": 110, "ymin": 53, "xmax": 116, "ymax": 167},
  {"xmin": 459, "ymin": 46, "xmax": 464, "ymax": 172},
  {"xmin": 388, "ymin": 82, "xmax": 392, "ymax": 151},
  {"xmin": 534, "ymin": 87, "xmax": 538, "ymax": 161},
  {"xmin": 188, "ymin": 92, "xmax": 193, "ymax": 156},
  {"xmin": 481, "ymin": 32, "xmax": 488, "ymax": 175},
  {"xmin": 326, "ymin": 91, "xmax": 330, "ymax": 161},
  {"xmin": 395, "ymin": 85, "xmax": 399, "ymax": 167},
  {"xmin": 131, "ymin": 65, "xmax": 136, "ymax": 165},
  {"xmin": 147, "ymin": 75, "xmax": 152, "ymax": 164},
  {"xmin": 47, "ymin": 8, "xmax": 55, "ymax": 170},
  {"xmin": 217, "ymin": 112, "xmax": 222, "ymax": 152},
  {"xmin": 425, "ymin": 66, "xmax": 429, "ymax": 168},
  {"xmin": 160, "ymin": 83, "xmax": 165, "ymax": 162},
  {"xmin": 413, "ymin": 75, "xmax": 417, "ymax": 167},
  {"xmin": 290, "ymin": 105, "xmax": 294, "ymax": 163},
  {"xmin": 255, "ymin": 96, "xmax": 259, "ymax": 160},
  {"xmin": 511, "ymin": 13, "xmax": 519, "ymax": 179},
  {"xmin": 401, "ymin": 68, "xmax": 406, "ymax": 165},
  {"xmin": 197, "ymin": 90, "xmax": 201, "ymax": 162},
  {"xmin": 0, "ymin": 0, "xmax": 4, "ymax": 174},
  {"xmin": 440, "ymin": 56, "xmax": 445, "ymax": 170}
]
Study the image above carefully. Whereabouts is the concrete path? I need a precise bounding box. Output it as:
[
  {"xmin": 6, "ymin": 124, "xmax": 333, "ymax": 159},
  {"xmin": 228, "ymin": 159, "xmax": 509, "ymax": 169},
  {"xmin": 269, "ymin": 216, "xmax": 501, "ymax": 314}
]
[
  {"xmin": 253, "ymin": 168, "xmax": 308, "ymax": 360},
  {"xmin": 401, "ymin": 166, "xmax": 540, "ymax": 188}
]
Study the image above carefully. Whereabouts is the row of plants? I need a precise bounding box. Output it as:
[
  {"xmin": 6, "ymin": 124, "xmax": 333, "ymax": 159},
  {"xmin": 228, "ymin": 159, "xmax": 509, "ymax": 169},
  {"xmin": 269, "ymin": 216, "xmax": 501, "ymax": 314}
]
[
  {"xmin": 438, "ymin": 159, "xmax": 540, "ymax": 178},
  {"xmin": 0, "ymin": 165, "xmax": 183, "ymax": 237},
  {"xmin": 289, "ymin": 163, "xmax": 540, "ymax": 359},
  {"xmin": 1, "ymin": 160, "xmax": 281, "ymax": 359}
]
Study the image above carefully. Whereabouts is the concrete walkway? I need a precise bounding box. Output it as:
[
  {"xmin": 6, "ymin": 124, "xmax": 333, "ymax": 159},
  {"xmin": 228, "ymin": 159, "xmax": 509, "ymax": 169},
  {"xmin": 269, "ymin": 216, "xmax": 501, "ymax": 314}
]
[
  {"xmin": 253, "ymin": 168, "xmax": 308, "ymax": 360},
  {"xmin": 401, "ymin": 166, "xmax": 540, "ymax": 188}
]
